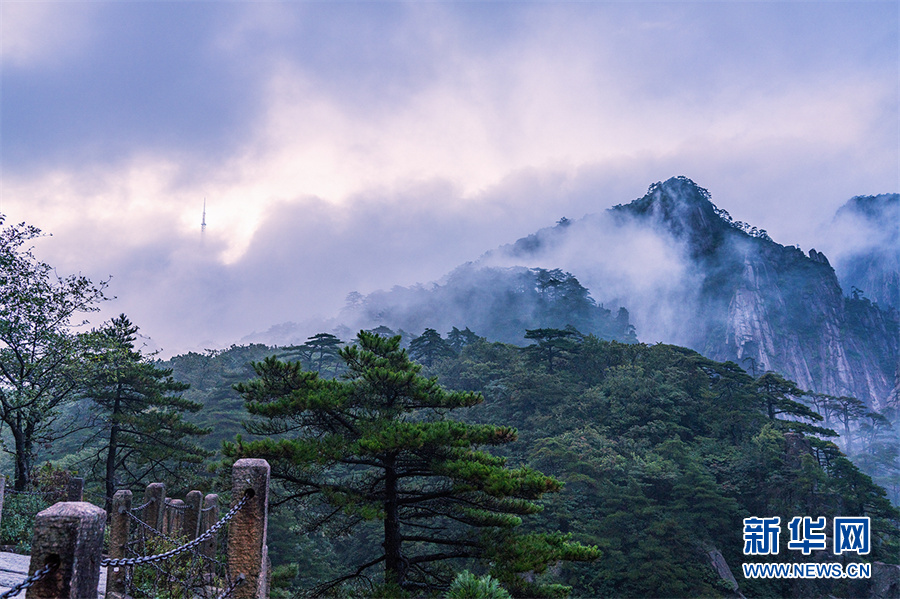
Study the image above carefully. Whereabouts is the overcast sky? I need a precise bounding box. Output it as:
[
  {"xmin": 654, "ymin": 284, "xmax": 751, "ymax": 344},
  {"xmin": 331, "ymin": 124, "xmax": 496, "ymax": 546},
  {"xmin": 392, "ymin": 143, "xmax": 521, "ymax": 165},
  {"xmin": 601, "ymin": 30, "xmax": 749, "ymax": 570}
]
[{"xmin": 1, "ymin": 1, "xmax": 897, "ymax": 355}]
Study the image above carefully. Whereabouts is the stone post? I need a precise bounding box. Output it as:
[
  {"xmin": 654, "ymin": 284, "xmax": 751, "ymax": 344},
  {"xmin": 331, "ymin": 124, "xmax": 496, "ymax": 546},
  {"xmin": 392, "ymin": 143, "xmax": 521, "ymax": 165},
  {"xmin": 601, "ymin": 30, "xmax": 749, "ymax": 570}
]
[
  {"xmin": 200, "ymin": 494, "xmax": 219, "ymax": 559},
  {"xmin": 65, "ymin": 477, "xmax": 83, "ymax": 502},
  {"xmin": 228, "ymin": 459, "xmax": 270, "ymax": 599},
  {"xmin": 183, "ymin": 490, "xmax": 203, "ymax": 540},
  {"xmin": 0, "ymin": 475, "xmax": 5, "ymax": 533},
  {"xmin": 142, "ymin": 482, "xmax": 165, "ymax": 532},
  {"xmin": 106, "ymin": 490, "xmax": 132, "ymax": 599},
  {"xmin": 167, "ymin": 499, "xmax": 185, "ymax": 536},
  {"xmin": 25, "ymin": 502, "xmax": 106, "ymax": 599}
]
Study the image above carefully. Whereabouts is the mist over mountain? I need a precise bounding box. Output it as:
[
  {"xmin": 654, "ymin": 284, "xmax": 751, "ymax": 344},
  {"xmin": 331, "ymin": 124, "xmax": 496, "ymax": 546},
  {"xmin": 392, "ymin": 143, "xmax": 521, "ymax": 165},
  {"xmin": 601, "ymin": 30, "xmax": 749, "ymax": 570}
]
[
  {"xmin": 338, "ymin": 265, "xmax": 638, "ymax": 345},
  {"xmin": 482, "ymin": 176, "xmax": 899, "ymax": 410},
  {"xmin": 824, "ymin": 193, "xmax": 899, "ymax": 312},
  {"xmin": 243, "ymin": 176, "xmax": 897, "ymax": 411},
  {"xmin": 239, "ymin": 266, "xmax": 639, "ymax": 348}
]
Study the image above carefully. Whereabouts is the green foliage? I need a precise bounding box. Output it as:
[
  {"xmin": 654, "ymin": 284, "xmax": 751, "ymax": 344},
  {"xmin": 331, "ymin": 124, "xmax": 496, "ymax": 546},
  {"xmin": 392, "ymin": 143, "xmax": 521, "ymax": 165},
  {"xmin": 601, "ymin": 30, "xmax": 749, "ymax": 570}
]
[
  {"xmin": 409, "ymin": 328, "xmax": 456, "ymax": 366},
  {"xmin": 445, "ymin": 571, "xmax": 511, "ymax": 599},
  {"xmin": 0, "ymin": 492, "xmax": 50, "ymax": 552},
  {"xmin": 270, "ymin": 563, "xmax": 301, "ymax": 599},
  {"xmin": 227, "ymin": 331, "xmax": 598, "ymax": 595},
  {"xmin": 280, "ymin": 333, "xmax": 346, "ymax": 378},
  {"xmin": 430, "ymin": 334, "xmax": 899, "ymax": 598},
  {"xmin": 0, "ymin": 464, "xmax": 72, "ymax": 552},
  {"xmin": 80, "ymin": 314, "xmax": 212, "ymax": 501},
  {"xmin": 523, "ymin": 328, "xmax": 579, "ymax": 374},
  {"xmin": 0, "ymin": 216, "xmax": 108, "ymax": 488},
  {"xmin": 163, "ymin": 343, "xmax": 276, "ymax": 454},
  {"xmin": 447, "ymin": 327, "xmax": 483, "ymax": 353}
]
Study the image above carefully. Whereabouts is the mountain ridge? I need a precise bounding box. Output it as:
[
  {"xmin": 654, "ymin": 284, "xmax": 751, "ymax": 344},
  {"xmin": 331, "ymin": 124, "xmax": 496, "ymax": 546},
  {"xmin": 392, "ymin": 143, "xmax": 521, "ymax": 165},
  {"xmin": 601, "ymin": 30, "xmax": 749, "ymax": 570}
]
[{"xmin": 251, "ymin": 176, "xmax": 899, "ymax": 410}]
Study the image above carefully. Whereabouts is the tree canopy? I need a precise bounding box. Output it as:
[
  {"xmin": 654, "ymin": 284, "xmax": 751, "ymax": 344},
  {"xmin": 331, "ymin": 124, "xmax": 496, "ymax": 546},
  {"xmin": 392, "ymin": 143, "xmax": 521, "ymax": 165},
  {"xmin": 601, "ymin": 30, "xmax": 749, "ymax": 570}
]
[
  {"xmin": 0, "ymin": 217, "xmax": 107, "ymax": 488},
  {"xmin": 226, "ymin": 331, "xmax": 598, "ymax": 596},
  {"xmin": 80, "ymin": 314, "xmax": 211, "ymax": 506}
]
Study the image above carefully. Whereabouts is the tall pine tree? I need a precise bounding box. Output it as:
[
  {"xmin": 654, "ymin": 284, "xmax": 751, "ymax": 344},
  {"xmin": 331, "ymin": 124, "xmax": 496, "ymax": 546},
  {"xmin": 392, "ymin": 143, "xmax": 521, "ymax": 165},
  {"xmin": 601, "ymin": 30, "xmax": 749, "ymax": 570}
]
[
  {"xmin": 227, "ymin": 331, "xmax": 597, "ymax": 596},
  {"xmin": 83, "ymin": 314, "xmax": 211, "ymax": 507}
]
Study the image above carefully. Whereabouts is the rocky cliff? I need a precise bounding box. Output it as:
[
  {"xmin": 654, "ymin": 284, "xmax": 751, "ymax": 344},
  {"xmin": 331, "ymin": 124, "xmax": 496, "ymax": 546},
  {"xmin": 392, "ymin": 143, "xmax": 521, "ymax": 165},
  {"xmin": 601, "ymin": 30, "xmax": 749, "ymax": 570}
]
[
  {"xmin": 331, "ymin": 176, "xmax": 898, "ymax": 410},
  {"xmin": 500, "ymin": 176, "xmax": 898, "ymax": 410},
  {"xmin": 619, "ymin": 178, "xmax": 898, "ymax": 410},
  {"xmin": 828, "ymin": 193, "xmax": 899, "ymax": 312}
]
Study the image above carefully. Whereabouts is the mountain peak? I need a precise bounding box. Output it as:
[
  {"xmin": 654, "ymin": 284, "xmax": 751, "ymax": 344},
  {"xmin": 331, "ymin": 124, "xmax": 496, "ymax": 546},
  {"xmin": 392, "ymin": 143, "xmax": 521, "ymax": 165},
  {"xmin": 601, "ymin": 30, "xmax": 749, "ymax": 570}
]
[
  {"xmin": 611, "ymin": 176, "xmax": 774, "ymax": 256},
  {"xmin": 612, "ymin": 176, "xmax": 727, "ymax": 255},
  {"xmin": 649, "ymin": 175, "xmax": 712, "ymax": 202}
]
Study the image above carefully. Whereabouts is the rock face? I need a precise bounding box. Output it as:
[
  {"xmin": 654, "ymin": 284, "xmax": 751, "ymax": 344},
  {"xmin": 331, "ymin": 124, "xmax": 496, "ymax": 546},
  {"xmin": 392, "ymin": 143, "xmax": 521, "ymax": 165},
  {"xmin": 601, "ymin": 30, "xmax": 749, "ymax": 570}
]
[
  {"xmin": 498, "ymin": 176, "xmax": 898, "ymax": 410},
  {"xmin": 609, "ymin": 177, "xmax": 898, "ymax": 410},
  {"xmin": 704, "ymin": 548, "xmax": 744, "ymax": 598},
  {"xmin": 829, "ymin": 193, "xmax": 899, "ymax": 312},
  {"xmin": 340, "ymin": 176, "xmax": 897, "ymax": 410},
  {"xmin": 869, "ymin": 562, "xmax": 900, "ymax": 599}
]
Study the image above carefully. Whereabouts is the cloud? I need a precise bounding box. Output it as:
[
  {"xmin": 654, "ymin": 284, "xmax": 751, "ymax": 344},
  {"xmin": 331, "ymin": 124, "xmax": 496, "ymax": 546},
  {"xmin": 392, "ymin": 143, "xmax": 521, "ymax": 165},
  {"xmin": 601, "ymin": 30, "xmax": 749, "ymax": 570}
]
[
  {"xmin": 1, "ymin": 2, "xmax": 896, "ymax": 354},
  {"xmin": 0, "ymin": 3, "xmax": 96, "ymax": 68},
  {"xmin": 479, "ymin": 209, "xmax": 701, "ymax": 346}
]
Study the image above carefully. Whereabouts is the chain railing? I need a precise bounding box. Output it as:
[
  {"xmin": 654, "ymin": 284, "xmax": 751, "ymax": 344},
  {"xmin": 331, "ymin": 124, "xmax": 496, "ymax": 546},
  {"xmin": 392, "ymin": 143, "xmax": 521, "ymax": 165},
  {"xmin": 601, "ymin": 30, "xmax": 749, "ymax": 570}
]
[
  {"xmin": 104, "ymin": 492, "xmax": 248, "ymax": 568},
  {"xmin": 0, "ymin": 459, "xmax": 270, "ymax": 599},
  {"xmin": 0, "ymin": 560, "xmax": 58, "ymax": 599}
]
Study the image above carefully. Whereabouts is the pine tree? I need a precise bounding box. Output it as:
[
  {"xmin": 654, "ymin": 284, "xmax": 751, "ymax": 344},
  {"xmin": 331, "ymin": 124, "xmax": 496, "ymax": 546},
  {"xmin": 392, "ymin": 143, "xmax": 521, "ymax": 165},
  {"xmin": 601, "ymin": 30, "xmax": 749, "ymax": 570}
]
[
  {"xmin": 282, "ymin": 333, "xmax": 344, "ymax": 376},
  {"xmin": 447, "ymin": 327, "xmax": 483, "ymax": 353},
  {"xmin": 523, "ymin": 328, "xmax": 580, "ymax": 374},
  {"xmin": 83, "ymin": 314, "xmax": 211, "ymax": 506},
  {"xmin": 227, "ymin": 331, "xmax": 598, "ymax": 595},
  {"xmin": 754, "ymin": 372, "xmax": 832, "ymax": 436},
  {"xmin": 409, "ymin": 328, "xmax": 456, "ymax": 366}
]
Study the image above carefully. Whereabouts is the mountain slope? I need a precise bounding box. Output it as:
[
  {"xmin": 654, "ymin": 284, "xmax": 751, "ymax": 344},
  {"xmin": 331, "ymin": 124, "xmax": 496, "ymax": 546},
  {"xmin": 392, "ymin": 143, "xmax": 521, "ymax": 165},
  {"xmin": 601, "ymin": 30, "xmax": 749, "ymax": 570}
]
[
  {"xmin": 251, "ymin": 176, "xmax": 897, "ymax": 410},
  {"xmin": 828, "ymin": 193, "xmax": 899, "ymax": 311},
  {"xmin": 339, "ymin": 265, "xmax": 638, "ymax": 345},
  {"xmin": 488, "ymin": 176, "xmax": 899, "ymax": 409}
]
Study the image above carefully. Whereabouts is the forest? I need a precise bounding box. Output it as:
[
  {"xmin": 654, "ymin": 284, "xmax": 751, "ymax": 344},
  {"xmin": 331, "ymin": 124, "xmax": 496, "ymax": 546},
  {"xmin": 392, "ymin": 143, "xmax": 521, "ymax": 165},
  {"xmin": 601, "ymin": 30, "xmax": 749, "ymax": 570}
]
[{"xmin": 1, "ymin": 214, "xmax": 898, "ymax": 598}]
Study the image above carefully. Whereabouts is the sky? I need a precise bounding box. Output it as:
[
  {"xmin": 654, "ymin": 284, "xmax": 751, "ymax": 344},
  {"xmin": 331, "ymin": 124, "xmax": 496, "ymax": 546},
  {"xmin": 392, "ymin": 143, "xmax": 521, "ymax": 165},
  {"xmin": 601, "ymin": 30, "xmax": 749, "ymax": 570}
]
[{"xmin": 1, "ymin": 1, "xmax": 897, "ymax": 356}]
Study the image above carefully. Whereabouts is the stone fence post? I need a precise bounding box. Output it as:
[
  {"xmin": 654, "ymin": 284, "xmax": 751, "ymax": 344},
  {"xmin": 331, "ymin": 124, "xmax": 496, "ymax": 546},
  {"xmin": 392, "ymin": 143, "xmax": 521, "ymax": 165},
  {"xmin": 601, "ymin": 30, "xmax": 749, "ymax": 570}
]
[
  {"xmin": 25, "ymin": 502, "xmax": 106, "ymax": 599},
  {"xmin": 200, "ymin": 494, "xmax": 219, "ymax": 559},
  {"xmin": 0, "ymin": 475, "xmax": 5, "ymax": 533},
  {"xmin": 142, "ymin": 482, "xmax": 165, "ymax": 531},
  {"xmin": 228, "ymin": 459, "xmax": 270, "ymax": 599},
  {"xmin": 183, "ymin": 490, "xmax": 202, "ymax": 540},
  {"xmin": 106, "ymin": 490, "xmax": 132, "ymax": 599},
  {"xmin": 166, "ymin": 499, "xmax": 185, "ymax": 535}
]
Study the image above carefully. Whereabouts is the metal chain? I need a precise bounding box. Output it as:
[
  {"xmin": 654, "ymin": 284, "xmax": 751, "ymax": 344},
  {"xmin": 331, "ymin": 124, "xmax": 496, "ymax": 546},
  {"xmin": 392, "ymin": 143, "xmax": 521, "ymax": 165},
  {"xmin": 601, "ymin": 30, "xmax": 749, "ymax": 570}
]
[
  {"xmin": 164, "ymin": 499, "xmax": 194, "ymax": 510},
  {"xmin": 218, "ymin": 574, "xmax": 246, "ymax": 599},
  {"xmin": 125, "ymin": 509, "xmax": 227, "ymax": 569},
  {"xmin": 126, "ymin": 510, "xmax": 180, "ymax": 544},
  {"xmin": 102, "ymin": 492, "xmax": 250, "ymax": 567},
  {"xmin": 131, "ymin": 497, "xmax": 155, "ymax": 511},
  {"xmin": 0, "ymin": 561, "xmax": 58, "ymax": 599}
]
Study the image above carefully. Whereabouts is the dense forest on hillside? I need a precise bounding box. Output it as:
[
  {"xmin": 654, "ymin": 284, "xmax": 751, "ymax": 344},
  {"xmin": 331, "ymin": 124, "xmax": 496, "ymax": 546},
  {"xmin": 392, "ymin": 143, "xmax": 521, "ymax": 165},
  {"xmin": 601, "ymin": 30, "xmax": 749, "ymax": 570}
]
[{"xmin": 154, "ymin": 326, "xmax": 899, "ymax": 598}]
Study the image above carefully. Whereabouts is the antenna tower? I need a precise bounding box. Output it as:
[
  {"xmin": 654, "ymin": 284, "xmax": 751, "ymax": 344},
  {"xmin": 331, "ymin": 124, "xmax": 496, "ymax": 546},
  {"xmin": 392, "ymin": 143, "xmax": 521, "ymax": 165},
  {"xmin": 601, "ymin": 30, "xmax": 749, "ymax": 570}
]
[{"xmin": 201, "ymin": 199, "xmax": 207, "ymax": 238}]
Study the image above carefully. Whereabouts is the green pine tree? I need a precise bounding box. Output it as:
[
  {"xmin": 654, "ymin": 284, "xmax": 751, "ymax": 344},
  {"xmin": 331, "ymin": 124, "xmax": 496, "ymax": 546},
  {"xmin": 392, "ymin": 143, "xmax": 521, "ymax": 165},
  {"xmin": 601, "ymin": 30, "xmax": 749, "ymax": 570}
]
[
  {"xmin": 227, "ymin": 331, "xmax": 598, "ymax": 596},
  {"xmin": 82, "ymin": 314, "xmax": 211, "ymax": 506},
  {"xmin": 523, "ymin": 328, "xmax": 580, "ymax": 374},
  {"xmin": 409, "ymin": 328, "xmax": 456, "ymax": 367}
]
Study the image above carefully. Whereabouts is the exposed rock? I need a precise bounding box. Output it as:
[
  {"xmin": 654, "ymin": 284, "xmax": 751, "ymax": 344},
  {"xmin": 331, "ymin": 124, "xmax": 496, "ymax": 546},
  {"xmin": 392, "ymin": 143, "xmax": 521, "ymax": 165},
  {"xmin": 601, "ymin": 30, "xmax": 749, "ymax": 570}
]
[
  {"xmin": 613, "ymin": 178, "xmax": 899, "ymax": 411},
  {"xmin": 704, "ymin": 548, "xmax": 746, "ymax": 598},
  {"xmin": 869, "ymin": 562, "xmax": 900, "ymax": 599}
]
